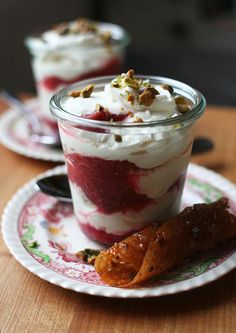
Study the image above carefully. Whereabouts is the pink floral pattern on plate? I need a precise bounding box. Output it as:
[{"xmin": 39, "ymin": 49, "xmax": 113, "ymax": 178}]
[{"xmin": 18, "ymin": 174, "xmax": 236, "ymax": 287}]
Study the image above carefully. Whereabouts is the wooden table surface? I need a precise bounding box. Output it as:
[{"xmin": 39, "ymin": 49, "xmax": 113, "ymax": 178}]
[{"xmin": 0, "ymin": 103, "xmax": 236, "ymax": 333}]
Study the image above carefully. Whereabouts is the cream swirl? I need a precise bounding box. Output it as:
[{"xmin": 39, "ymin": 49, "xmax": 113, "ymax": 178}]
[
  {"xmin": 63, "ymin": 71, "xmax": 178, "ymax": 122},
  {"xmin": 26, "ymin": 19, "xmax": 126, "ymax": 52}
]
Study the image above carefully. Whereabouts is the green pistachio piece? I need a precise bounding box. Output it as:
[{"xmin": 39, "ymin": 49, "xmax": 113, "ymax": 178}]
[
  {"xmin": 161, "ymin": 84, "xmax": 174, "ymax": 94},
  {"xmin": 124, "ymin": 77, "xmax": 139, "ymax": 90},
  {"xmin": 76, "ymin": 248, "xmax": 100, "ymax": 265},
  {"xmin": 114, "ymin": 134, "xmax": 122, "ymax": 142},
  {"xmin": 177, "ymin": 105, "xmax": 191, "ymax": 114},
  {"xmin": 175, "ymin": 95, "xmax": 188, "ymax": 105}
]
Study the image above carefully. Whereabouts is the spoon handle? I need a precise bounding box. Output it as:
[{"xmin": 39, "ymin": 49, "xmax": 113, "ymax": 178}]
[
  {"xmin": 0, "ymin": 90, "xmax": 62, "ymax": 148},
  {"xmin": 0, "ymin": 90, "xmax": 42, "ymax": 134}
]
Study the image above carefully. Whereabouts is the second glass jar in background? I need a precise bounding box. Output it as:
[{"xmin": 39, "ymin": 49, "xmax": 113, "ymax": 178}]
[{"xmin": 25, "ymin": 21, "xmax": 130, "ymax": 137}]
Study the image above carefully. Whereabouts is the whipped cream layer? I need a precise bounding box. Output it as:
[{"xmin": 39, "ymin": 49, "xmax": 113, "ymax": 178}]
[
  {"xmin": 64, "ymin": 71, "xmax": 179, "ymax": 118},
  {"xmin": 27, "ymin": 21, "xmax": 126, "ymax": 52},
  {"xmin": 26, "ymin": 19, "xmax": 125, "ymax": 52},
  {"xmin": 60, "ymin": 73, "xmax": 192, "ymax": 169},
  {"xmin": 33, "ymin": 52, "xmax": 119, "ymax": 81},
  {"xmin": 63, "ymin": 83, "xmax": 176, "ymax": 121}
]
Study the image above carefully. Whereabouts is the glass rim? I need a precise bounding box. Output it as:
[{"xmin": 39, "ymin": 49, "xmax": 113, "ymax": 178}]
[
  {"xmin": 50, "ymin": 75, "xmax": 206, "ymax": 129},
  {"xmin": 24, "ymin": 22, "xmax": 131, "ymax": 54}
]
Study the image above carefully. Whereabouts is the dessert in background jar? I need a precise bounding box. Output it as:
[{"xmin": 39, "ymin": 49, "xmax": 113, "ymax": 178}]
[
  {"xmin": 25, "ymin": 18, "xmax": 130, "ymax": 137},
  {"xmin": 50, "ymin": 70, "xmax": 206, "ymax": 244}
]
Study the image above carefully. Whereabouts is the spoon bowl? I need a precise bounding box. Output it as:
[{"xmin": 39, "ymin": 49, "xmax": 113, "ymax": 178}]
[
  {"xmin": 36, "ymin": 174, "xmax": 72, "ymax": 203},
  {"xmin": 191, "ymin": 137, "xmax": 214, "ymax": 154}
]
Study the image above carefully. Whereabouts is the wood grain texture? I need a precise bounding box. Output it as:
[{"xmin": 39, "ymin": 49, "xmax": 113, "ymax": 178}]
[{"xmin": 0, "ymin": 103, "xmax": 236, "ymax": 333}]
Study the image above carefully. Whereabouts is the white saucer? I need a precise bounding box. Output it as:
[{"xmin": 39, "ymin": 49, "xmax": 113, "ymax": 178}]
[
  {"xmin": 0, "ymin": 99, "xmax": 64, "ymax": 162},
  {"xmin": 2, "ymin": 163, "xmax": 236, "ymax": 298}
]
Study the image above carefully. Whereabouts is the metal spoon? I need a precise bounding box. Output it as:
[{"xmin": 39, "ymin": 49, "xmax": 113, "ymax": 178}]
[
  {"xmin": 36, "ymin": 137, "xmax": 214, "ymax": 202},
  {"xmin": 191, "ymin": 137, "xmax": 214, "ymax": 155},
  {"xmin": 0, "ymin": 90, "xmax": 62, "ymax": 149},
  {"xmin": 36, "ymin": 174, "xmax": 72, "ymax": 203}
]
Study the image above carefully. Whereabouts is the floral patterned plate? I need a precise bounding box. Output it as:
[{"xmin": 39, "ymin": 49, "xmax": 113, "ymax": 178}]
[
  {"xmin": 0, "ymin": 99, "xmax": 64, "ymax": 162},
  {"xmin": 2, "ymin": 163, "xmax": 236, "ymax": 298}
]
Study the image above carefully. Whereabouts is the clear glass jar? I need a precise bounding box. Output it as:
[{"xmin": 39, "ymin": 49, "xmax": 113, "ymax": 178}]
[
  {"xmin": 25, "ymin": 23, "xmax": 130, "ymax": 137},
  {"xmin": 50, "ymin": 75, "xmax": 206, "ymax": 244}
]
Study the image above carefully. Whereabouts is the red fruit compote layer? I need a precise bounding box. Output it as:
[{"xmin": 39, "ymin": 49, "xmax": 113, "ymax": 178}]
[
  {"xmin": 58, "ymin": 70, "xmax": 195, "ymax": 244},
  {"xmin": 25, "ymin": 18, "xmax": 129, "ymax": 135}
]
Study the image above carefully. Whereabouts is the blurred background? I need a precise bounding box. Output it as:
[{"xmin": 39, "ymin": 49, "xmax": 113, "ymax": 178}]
[{"xmin": 1, "ymin": 0, "xmax": 236, "ymax": 105}]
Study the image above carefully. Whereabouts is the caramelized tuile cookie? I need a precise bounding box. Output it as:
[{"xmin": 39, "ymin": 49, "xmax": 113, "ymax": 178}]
[{"xmin": 94, "ymin": 198, "xmax": 236, "ymax": 287}]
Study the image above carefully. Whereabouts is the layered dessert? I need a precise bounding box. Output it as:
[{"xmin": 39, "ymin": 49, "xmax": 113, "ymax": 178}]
[
  {"xmin": 25, "ymin": 18, "xmax": 129, "ymax": 135},
  {"xmin": 50, "ymin": 70, "xmax": 205, "ymax": 244}
]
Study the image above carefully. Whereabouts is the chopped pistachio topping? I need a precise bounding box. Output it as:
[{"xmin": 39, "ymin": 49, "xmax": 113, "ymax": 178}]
[
  {"xmin": 74, "ymin": 18, "xmax": 97, "ymax": 33},
  {"xmin": 81, "ymin": 84, "xmax": 94, "ymax": 98},
  {"xmin": 69, "ymin": 84, "xmax": 94, "ymax": 98},
  {"xmin": 143, "ymin": 86, "xmax": 159, "ymax": 95},
  {"xmin": 111, "ymin": 75, "xmax": 122, "ymax": 88},
  {"xmin": 127, "ymin": 69, "xmax": 134, "ymax": 78},
  {"xmin": 124, "ymin": 77, "xmax": 140, "ymax": 89},
  {"xmin": 133, "ymin": 115, "xmax": 144, "ymax": 123},
  {"xmin": 95, "ymin": 103, "xmax": 110, "ymax": 115},
  {"xmin": 54, "ymin": 18, "xmax": 97, "ymax": 35},
  {"xmin": 111, "ymin": 69, "xmax": 161, "ymax": 107},
  {"xmin": 99, "ymin": 31, "xmax": 112, "ymax": 44},
  {"xmin": 161, "ymin": 84, "xmax": 174, "ymax": 94},
  {"xmin": 175, "ymin": 95, "xmax": 188, "ymax": 105},
  {"xmin": 111, "ymin": 70, "xmax": 140, "ymax": 90},
  {"xmin": 76, "ymin": 248, "xmax": 100, "ymax": 265},
  {"xmin": 114, "ymin": 134, "xmax": 123, "ymax": 142},
  {"xmin": 50, "ymin": 18, "xmax": 112, "ymax": 46},
  {"xmin": 175, "ymin": 95, "xmax": 191, "ymax": 113},
  {"xmin": 127, "ymin": 94, "xmax": 135, "ymax": 104},
  {"xmin": 54, "ymin": 24, "xmax": 70, "ymax": 36},
  {"xmin": 138, "ymin": 90, "xmax": 156, "ymax": 106},
  {"xmin": 177, "ymin": 105, "xmax": 191, "ymax": 114},
  {"xmin": 95, "ymin": 103, "xmax": 103, "ymax": 112},
  {"xmin": 69, "ymin": 90, "xmax": 81, "ymax": 98}
]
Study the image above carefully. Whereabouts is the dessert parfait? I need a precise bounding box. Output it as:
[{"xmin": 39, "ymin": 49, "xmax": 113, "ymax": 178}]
[
  {"xmin": 25, "ymin": 18, "xmax": 129, "ymax": 136},
  {"xmin": 50, "ymin": 70, "xmax": 206, "ymax": 244}
]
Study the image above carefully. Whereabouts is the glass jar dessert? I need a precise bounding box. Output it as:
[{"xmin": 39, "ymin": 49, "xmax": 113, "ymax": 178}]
[
  {"xmin": 25, "ymin": 18, "xmax": 130, "ymax": 137},
  {"xmin": 50, "ymin": 70, "xmax": 206, "ymax": 244}
]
